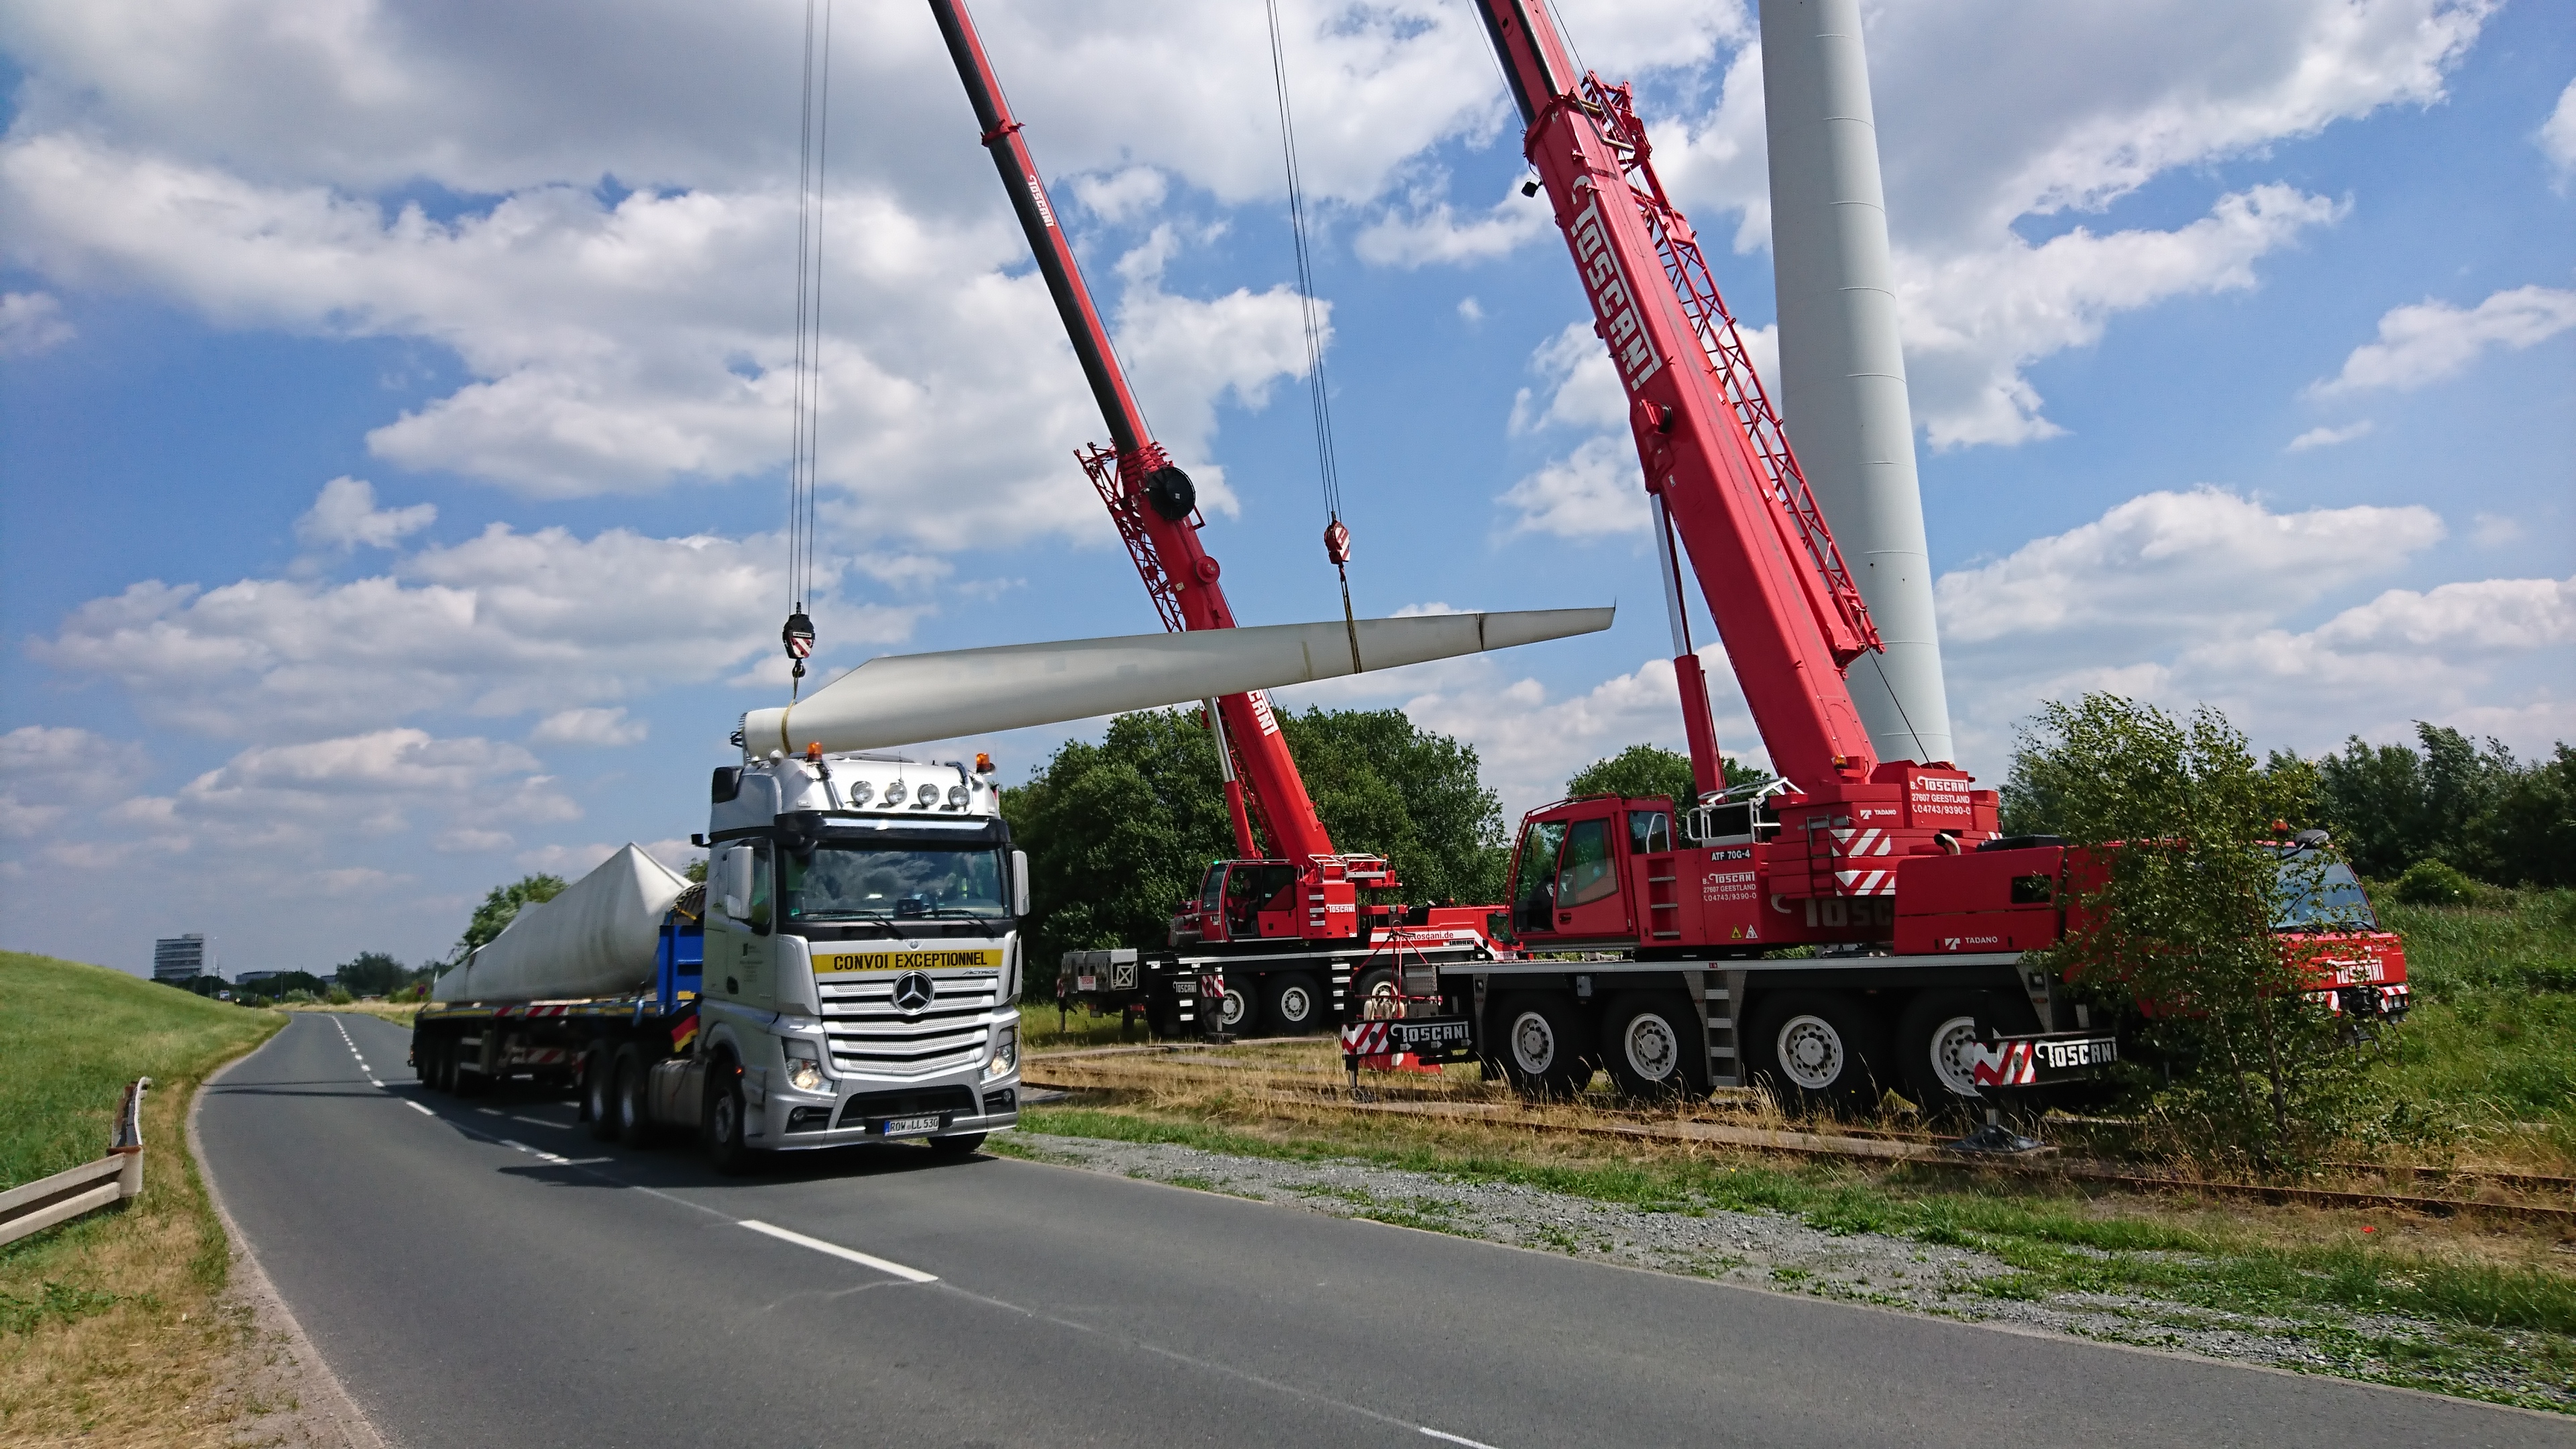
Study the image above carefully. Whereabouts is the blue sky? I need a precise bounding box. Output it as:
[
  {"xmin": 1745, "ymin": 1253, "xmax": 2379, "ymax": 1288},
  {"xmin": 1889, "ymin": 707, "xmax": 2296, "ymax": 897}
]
[{"xmin": 3, "ymin": 0, "xmax": 2570, "ymax": 979}]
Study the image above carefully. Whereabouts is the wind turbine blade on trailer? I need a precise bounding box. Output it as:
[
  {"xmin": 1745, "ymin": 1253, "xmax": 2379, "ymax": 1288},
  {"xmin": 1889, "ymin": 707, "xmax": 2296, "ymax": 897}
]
[{"xmin": 743, "ymin": 607, "xmax": 1613, "ymax": 757}]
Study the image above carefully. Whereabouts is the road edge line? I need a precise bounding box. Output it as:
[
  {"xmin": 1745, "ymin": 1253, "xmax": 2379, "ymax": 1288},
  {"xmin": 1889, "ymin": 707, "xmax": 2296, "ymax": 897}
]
[{"xmin": 193, "ymin": 1018, "xmax": 392, "ymax": 1449}]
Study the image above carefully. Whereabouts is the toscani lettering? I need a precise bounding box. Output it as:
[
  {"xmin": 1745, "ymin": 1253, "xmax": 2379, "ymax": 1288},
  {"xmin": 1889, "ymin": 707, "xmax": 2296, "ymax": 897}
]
[{"xmin": 1565, "ymin": 193, "xmax": 1662, "ymax": 391}]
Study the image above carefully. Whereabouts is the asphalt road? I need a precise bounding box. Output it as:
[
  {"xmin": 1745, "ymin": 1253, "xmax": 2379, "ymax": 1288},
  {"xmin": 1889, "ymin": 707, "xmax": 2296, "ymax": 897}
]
[{"xmin": 197, "ymin": 1013, "xmax": 2568, "ymax": 1449}]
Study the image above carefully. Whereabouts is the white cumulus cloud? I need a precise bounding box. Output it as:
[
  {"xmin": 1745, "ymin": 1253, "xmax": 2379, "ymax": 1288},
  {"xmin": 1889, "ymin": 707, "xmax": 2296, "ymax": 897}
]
[
  {"xmin": 2308, "ymin": 284, "xmax": 2576, "ymax": 396},
  {"xmin": 294, "ymin": 476, "xmax": 436, "ymax": 549},
  {"xmin": 0, "ymin": 290, "xmax": 76, "ymax": 357}
]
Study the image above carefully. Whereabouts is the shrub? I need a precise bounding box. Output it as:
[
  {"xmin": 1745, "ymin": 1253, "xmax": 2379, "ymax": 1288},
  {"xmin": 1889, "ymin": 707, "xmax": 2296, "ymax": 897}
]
[
  {"xmin": 325, "ymin": 987, "xmax": 354, "ymax": 1006},
  {"xmin": 2012, "ymin": 694, "xmax": 2372, "ymax": 1172},
  {"xmin": 2392, "ymin": 859, "xmax": 2477, "ymax": 908}
]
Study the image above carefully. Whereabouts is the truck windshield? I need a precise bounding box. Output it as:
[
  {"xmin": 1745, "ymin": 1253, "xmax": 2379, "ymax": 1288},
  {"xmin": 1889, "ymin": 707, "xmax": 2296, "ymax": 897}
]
[
  {"xmin": 786, "ymin": 843, "xmax": 1008, "ymax": 922},
  {"xmin": 2271, "ymin": 857, "xmax": 2377, "ymax": 931}
]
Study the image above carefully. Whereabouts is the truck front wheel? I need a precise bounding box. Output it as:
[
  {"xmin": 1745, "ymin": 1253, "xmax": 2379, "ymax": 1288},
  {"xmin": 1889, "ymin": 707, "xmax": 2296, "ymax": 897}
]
[
  {"xmin": 925, "ymin": 1132, "xmax": 986, "ymax": 1160},
  {"xmin": 703, "ymin": 1055, "xmax": 759, "ymax": 1175}
]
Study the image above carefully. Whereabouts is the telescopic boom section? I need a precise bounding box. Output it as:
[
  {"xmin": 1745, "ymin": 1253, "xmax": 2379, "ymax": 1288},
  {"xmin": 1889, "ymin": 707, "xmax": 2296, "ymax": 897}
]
[
  {"xmin": 928, "ymin": 0, "xmax": 1335, "ymax": 866},
  {"xmin": 1472, "ymin": 1, "xmax": 1882, "ymax": 795}
]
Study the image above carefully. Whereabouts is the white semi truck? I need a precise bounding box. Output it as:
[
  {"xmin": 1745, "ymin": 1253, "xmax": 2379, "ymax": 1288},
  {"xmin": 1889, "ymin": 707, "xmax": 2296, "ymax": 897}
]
[{"xmin": 411, "ymin": 608, "xmax": 1612, "ymax": 1171}]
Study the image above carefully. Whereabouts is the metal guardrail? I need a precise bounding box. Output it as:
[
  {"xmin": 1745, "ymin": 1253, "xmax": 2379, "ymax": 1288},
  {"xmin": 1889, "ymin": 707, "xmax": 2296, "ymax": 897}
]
[{"xmin": 0, "ymin": 1077, "xmax": 149, "ymax": 1248}]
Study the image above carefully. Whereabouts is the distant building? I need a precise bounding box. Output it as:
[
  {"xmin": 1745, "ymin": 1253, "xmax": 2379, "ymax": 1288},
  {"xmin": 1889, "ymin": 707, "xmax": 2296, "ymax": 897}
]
[
  {"xmin": 234, "ymin": 969, "xmax": 281, "ymax": 985},
  {"xmin": 153, "ymin": 934, "xmax": 214, "ymax": 982}
]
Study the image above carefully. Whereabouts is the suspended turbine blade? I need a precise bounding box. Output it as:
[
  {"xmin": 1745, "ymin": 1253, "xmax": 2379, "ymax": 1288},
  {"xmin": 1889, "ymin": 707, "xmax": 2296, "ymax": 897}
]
[{"xmin": 742, "ymin": 606, "xmax": 1613, "ymax": 757}]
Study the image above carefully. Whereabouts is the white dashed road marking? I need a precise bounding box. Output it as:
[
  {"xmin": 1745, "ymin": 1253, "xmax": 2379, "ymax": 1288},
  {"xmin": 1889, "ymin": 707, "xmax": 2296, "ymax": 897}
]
[
  {"xmin": 498, "ymin": 1139, "xmax": 572, "ymax": 1166},
  {"xmin": 738, "ymin": 1220, "xmax": 938, "ymax": 1283},
  {"xmin": 407, "ymin": 1102, "xmax": 435, "ymax": 1117}
]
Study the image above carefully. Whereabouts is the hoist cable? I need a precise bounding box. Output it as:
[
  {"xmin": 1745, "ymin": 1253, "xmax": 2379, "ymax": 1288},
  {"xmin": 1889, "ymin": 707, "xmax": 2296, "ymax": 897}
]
[
  {"xmin": 782, "ymin": 0, "xmax": 834, "ymax": 701},
  {"xmin": 1264, "ymin": 0, "xmax": 1361, "ymax": 675}
]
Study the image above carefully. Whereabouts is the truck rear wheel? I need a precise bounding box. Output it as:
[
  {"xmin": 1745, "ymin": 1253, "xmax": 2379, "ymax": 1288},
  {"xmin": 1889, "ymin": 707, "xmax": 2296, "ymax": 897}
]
[
  {"xmin": 582, "ymin": 1044, "xmax": 618, "ymax": 1142},
  {"xmin": 1263, "ymin": 973, "xmax": 1324, "ymax": 1034},
  {"xmin": 1355, "ymin": 968, "xmax": 1398, "ymax": 1018},
  {"xmin": 1601, "ymin": 993, "xmax": 1707, "ymax": 1101},
  {"xmin": 1495, "ymin": 993, "xmax": 1592, "ymax": 1097},
  {"xmin": 612, "ymin": 1046, "xmax": 655, "ymax": 1147},
  {"xmin": 1896, "ymin": 989, "xmax": 2039, "ymax": 1114},
  {"xmin": 431, "ymin": 1038, "xmax": 458, "ymax": 1094},
  {"xmin": 1748, "ymin": 991, "xmax": 1887, "ymax": 1116}
]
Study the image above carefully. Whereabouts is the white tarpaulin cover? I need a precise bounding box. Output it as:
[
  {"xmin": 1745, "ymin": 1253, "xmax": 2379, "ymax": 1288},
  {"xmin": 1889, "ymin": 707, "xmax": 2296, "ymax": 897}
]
[{"xmin": 431, "ymin": 844, "xmax": 691, "ymax": 1004}]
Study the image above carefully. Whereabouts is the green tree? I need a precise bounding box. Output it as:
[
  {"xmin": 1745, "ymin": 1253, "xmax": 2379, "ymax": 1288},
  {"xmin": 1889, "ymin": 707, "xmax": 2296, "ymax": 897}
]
[
  {"xmin": 1279, "ymin": 706, "xmax": 1509, "ymax": 904},
  {"xmin": 1562, "ymin": 743, "xmax": 1763, "ymax": 818},
  {"xmin": 1003, "ymin": 710, "xmax": 1234, "ymax": 994},
  {"xmin": 455, "ymin": 873, "xmax": 568, "ymax": 960},
  {"xmin": 2012, "ymin": 694, "xmax": 2370, "ymax": 1171},
  {"xmin": 335, "ymin": 951, "xmax": 409, "ymax": 997},
  {"xmin": 2314, "ymin": 724, "xmax": 2569, "ymax": 885},
  {"xmin": 1004, "ymin": 705, "xmax": 1513, "ymax": 994}
]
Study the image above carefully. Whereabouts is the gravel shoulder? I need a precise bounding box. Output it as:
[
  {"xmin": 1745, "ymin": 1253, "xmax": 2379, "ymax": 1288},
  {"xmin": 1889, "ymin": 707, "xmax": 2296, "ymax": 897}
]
[{"xmin": 1005, "ymin": 1130, "xmax": 2575, "ymax": 1413}]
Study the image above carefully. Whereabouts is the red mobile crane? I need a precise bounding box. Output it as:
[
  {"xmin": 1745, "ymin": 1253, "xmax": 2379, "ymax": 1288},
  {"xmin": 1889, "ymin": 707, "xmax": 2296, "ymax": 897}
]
[
  {"xmin": 929, "ymin": 0, "xmax": 1502, "ymax": 1037},
  {"xmin": 1346, "ymin": 3, "xmax": 2402, "ymax": 1114}
]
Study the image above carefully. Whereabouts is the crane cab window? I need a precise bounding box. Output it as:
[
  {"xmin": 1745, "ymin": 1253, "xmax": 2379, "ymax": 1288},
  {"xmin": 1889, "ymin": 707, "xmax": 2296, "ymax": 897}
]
[
  {"xmin": 1197, "ymin": 864, "xmax": 1228, "ymax": 914},
  {"xmin": 1628, "ymin": 810, "xmax": 1672, "ymax": 855},
  {"xmin": 1557, "ymin": 818, "xmax": 1618, "ymax": 906},
  {"xmin": 1224, "ymin": 863, "xmax": 1295, "ymax": 927},
  {"xmin": 1512, "ymin": 820, "xmax": 1566, "ymax": 931}
]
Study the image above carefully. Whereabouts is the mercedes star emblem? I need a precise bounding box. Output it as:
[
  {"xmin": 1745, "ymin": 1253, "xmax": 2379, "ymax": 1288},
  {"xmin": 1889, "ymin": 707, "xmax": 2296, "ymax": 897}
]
[{"xmin": 892, "ymin": 971, "xmax": 935, "ymax": 1014}]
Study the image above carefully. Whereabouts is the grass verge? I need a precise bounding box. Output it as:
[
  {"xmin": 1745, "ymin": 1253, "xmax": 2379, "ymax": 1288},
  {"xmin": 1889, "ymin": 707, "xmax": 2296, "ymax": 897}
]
[
  {"xmin": 0, "ymin": 951, "xmax": 286, "ymax": 1445},
  {"xmin": 999, "ymin": 1101, "xmax": 2576, "ymax": 1411},
  {"xmin": 2367, "ymin": 891, "xmax": 2576, "ymax": 1169}
]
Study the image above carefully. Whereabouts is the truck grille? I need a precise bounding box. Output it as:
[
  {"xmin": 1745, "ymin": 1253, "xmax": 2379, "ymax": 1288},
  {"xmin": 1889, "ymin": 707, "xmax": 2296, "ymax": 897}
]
[{"xmin": 818, "ymin": 975, "xmax": 998, "ymax": 1079}]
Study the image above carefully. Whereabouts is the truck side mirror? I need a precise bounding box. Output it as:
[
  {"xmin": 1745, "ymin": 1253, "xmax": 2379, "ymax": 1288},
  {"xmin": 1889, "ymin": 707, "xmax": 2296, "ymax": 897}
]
[
  {"xmin": 1012, "ymin": 849, "xmax": 1031, "ymax": 918},
  {"xmin": 719, "ymin": 845, "xmax": 754, "ymax": 919}
]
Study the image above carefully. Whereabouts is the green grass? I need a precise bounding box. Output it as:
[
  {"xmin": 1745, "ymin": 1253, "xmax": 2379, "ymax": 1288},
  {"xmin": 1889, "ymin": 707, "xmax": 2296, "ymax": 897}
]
[
  {"xmin": 1019, "ymin": 999, "xmax": 1150, "ymax": 1051},
  {"xmin": 1006, "ymin": 1103, "xmax": 2576, "ymax": 1410},
  {"xmin": 2367, "ymin": 891, "xmax": 2576, "ymax": 1156},
  {"xmin": 1, "ymin": 951, "xmax": 286, "ymax": 1445},
  {"xmin": 1, "ymin": 951, "xmax": 278, "ymax": 1190}
]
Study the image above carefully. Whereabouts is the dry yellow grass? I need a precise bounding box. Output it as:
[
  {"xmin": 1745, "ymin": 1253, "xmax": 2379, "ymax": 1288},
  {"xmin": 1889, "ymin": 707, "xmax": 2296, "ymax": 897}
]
[{"xmin": 280, "ymin": 1000, "xmax": 420, "ymax": 1027}]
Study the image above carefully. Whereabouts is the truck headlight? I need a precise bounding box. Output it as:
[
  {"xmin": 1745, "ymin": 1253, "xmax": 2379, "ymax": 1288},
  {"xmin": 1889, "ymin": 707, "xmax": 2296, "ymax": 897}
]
[
  {"xmin": 984, "ymin": 1026, "xmax": 1017, "ymax": 1080},
  {"xmin": 782, "ymin": 1036, "xmax": 827, "ymax": 1093}
]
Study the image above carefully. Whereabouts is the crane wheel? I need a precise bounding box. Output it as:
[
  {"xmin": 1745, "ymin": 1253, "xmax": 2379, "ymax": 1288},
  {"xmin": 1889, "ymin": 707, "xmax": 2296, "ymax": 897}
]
[
  {"xmin": 1600, "ymin": 993, "xmax": 1708, "ymax": 1101},
  {"xmin": 1895, "ymin": 989, "xmax": 2039, "ymax": 1116},
  {"xmin": 1263, "ymin": 973, "xmax": 1324, "ymax": 1034},
  {"xmin": 1495, "ymin": 993, "xmax": 1593, "ymax": 1098},
  {"xmin": 1748, "ymin": 991, "xmax": 1888, "ymax": 1117}
]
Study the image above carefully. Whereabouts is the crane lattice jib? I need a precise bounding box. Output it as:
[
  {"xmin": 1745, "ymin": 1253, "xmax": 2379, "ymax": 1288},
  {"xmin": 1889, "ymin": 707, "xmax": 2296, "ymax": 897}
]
[{"xmin": 1581, "ymin": 77, "xmax": 1880, "ymax": 663}]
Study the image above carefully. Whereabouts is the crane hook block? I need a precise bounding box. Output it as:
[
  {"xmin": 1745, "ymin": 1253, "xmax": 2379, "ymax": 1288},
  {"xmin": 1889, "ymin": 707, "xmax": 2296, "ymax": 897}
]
[
  {"xmin": 782, "ymin": 611, "xmax": 816, "ymax": 660},
  {"xmin": 1144, "ymin": 464, "xmax": 1197, "ymax": 521},
  {"xmin": 1324, "ymin": 519, "xmax": 1352, "ymax": 566}
]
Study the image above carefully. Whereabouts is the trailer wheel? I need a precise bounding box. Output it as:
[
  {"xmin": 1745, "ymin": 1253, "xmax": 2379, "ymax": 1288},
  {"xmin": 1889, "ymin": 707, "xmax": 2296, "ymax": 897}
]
[
  {"xmin": 431, "ymin": 1037, "xmax": 458, "ymax": 1094},
  {"xmin": 1495, "ymin": 993, "xmax": 1593, "ymax": 1097},
  {"xmin": 1896, "ymin": 989, "xmax": 2039, "ymax": 1112},
  {"xmin": 1264, "ymin": 973, "xmax": 1324, "ymax": 1034},
  {"xmin": 925, "ymin": 1132, "xmax": 986, "ymax": 1160},
  {"xmin": 1601, "ymin": 993, "xmax": 1707, "ymax": 1101},
  {"xmin": 704, "ymin": 1054, "xmax": 758, "ymax": 1175},
  {"xmin": 612, "ymin": 1045, "xmax": 655, "ymax": 1147},
  {"xmin": 1748, "ymin": 991, "xmax": 1886, "ymax": 1116},
  {"xmin": 582, "ymin": 1044, "xmax": 619, "ymax": 1141}
]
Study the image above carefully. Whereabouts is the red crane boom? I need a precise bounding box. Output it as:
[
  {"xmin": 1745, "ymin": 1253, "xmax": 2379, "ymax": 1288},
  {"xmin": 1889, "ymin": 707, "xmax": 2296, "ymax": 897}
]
[
  {"xmin": 1474, "ymin": 1, "xmax": 1993, "ymax": 911},
  {"xmin": 929, "ymin": 0, "xmax": 1341, "ymax": 873}
]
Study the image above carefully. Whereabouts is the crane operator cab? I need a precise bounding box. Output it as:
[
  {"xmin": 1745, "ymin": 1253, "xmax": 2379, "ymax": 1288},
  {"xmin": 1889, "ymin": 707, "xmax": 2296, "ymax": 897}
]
[{"xmin": 1192, "ymin": 861, "xmax": 1298, "ymax": 944}]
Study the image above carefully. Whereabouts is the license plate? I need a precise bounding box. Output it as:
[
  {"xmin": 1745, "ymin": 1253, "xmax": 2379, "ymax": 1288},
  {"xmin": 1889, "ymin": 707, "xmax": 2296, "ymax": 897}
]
[{"xmin": 879, "ymin": 1114, "xmax": 941, "ymax": 1137}]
